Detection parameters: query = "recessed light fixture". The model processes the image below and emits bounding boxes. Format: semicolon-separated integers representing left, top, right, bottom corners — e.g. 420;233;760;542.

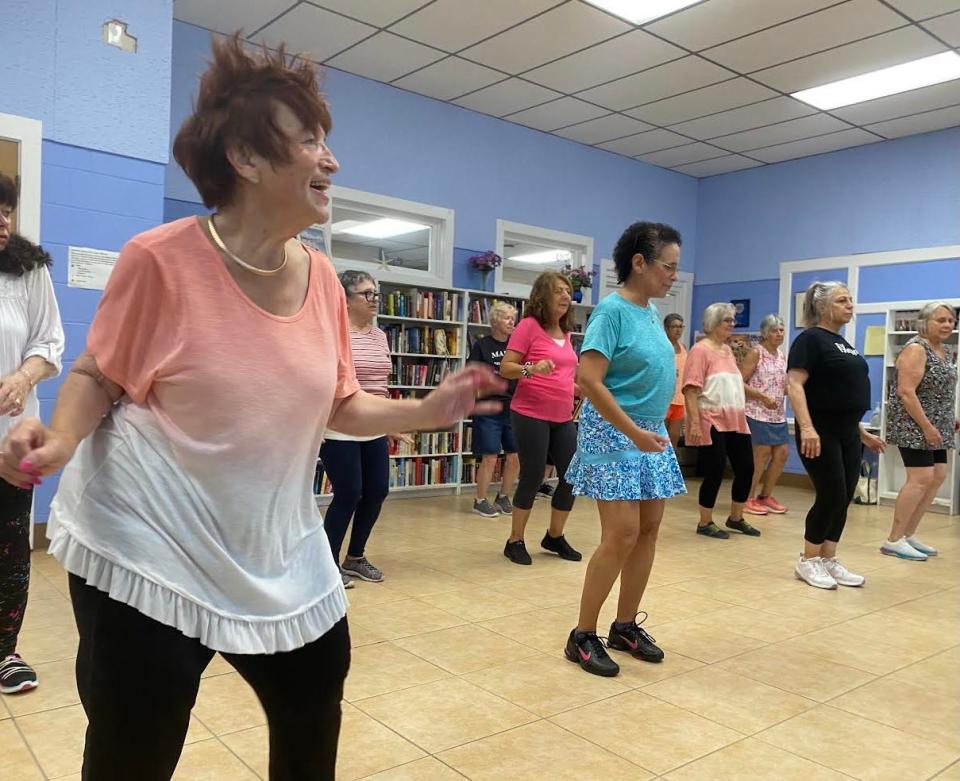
584;0;702;25
509;250;572;264
792;51;960;110
332;218;428;239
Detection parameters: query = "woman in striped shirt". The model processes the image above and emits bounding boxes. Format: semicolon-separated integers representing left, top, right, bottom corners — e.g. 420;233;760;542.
321;270;404;587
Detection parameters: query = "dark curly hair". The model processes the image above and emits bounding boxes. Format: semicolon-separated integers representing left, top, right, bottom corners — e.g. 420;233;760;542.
612;221;682;284
0;173;52;276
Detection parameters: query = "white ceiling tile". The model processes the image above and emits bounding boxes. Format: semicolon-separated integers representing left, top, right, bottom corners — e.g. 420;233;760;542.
645;0;839;52
174;0;294;35
461;2;630;73
552;113;653;144
453;78;561;116
326;32;443;81
832;80;960;124
389;0;560;52
598;129;690;156
749;128;880;162
577;56;733;111
752;26;947;93
669;97;815;139
884;0;960;21
673;155;764;177
703;0;906;74
254;4;375;61
866;104;960;137
504;97;608;130
711;113;853;152
626;78;778;126
923;9;960;45
308;0;430;27
639;143;729;167
523;30;684;92
391;56;504;99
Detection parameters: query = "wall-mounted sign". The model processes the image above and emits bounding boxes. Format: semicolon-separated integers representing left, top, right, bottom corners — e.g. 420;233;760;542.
68;246;119;290
731;298;750;328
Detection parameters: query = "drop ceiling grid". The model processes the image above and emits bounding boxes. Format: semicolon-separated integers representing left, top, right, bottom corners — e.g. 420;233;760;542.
172;0;960;175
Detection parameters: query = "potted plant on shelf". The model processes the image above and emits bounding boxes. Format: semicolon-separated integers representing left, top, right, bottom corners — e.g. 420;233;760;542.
469;250;502;292
564;264;595;303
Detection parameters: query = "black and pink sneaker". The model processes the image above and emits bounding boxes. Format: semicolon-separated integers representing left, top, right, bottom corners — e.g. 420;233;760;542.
607;613;664;663
0;654;38;695
564;629;620;677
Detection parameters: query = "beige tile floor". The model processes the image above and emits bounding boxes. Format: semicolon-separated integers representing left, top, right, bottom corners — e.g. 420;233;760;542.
3;481;959;780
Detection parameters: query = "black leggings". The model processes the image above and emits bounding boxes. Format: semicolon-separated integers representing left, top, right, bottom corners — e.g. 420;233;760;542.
511;411;577;512
319;437;390;562
797;413;862;545
698;428;754;509
70;574;350;781
0;481;31;657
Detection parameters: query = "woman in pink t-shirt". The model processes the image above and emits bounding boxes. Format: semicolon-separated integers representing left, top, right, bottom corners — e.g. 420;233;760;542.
0;36;503;780
682;303;760;540
500;271;582;566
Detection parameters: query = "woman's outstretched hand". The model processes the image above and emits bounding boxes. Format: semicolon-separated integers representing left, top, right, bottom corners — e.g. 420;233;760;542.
418;365;507;430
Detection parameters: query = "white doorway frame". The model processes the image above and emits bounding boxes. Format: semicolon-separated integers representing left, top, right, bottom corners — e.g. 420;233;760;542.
0;112;42;242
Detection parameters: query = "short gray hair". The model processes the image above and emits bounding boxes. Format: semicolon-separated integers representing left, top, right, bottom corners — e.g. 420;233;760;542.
702;302;736;333
489;300;517;325
801;281;847;328
338;269;376;295
663;313;684;329
916;301;956;336
759;313;785;337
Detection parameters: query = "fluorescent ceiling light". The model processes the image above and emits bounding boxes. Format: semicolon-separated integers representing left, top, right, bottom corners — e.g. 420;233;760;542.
332;218;428;239
509;250;571;264
584;0;702;25
792;51;960;110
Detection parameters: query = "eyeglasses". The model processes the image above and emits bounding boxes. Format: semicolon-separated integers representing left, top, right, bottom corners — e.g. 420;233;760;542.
721;317;736;324
353;290;380;302
653;260;680;274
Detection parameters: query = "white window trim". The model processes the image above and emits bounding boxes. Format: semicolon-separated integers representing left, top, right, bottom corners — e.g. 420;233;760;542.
0;112;42;243
495;219;594;298
778;244;960;342
317;185;454;288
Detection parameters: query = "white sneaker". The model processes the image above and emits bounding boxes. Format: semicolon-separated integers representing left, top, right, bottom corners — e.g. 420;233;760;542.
795;556;837;590
881;537;928;561
822;557;865;587
906;536;938;557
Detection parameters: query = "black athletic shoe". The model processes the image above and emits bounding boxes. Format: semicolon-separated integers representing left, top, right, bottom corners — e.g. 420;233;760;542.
541;532;582;561
504;539;532;565
726;517;761;536
607;612;665;663
536;483;554;499
0;654;38;695
696;521;730;539
564;629;620;677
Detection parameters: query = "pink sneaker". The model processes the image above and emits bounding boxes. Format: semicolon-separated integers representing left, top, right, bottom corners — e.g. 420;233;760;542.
759;495;787;514
743;498;768;516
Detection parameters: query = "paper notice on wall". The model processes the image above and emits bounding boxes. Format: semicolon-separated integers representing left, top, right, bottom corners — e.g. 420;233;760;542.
68;247;119;290
864;325;886;355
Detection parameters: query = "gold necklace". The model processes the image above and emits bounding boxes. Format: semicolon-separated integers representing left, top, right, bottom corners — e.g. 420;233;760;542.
208;216;288;277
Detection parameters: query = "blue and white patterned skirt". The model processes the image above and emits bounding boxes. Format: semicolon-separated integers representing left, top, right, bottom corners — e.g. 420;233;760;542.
568;401;687;501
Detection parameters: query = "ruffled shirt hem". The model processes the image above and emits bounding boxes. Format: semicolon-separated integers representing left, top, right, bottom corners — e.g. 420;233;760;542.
49;527;348;655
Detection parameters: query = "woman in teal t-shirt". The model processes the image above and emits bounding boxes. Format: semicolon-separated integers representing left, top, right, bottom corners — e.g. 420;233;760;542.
564;222;687;678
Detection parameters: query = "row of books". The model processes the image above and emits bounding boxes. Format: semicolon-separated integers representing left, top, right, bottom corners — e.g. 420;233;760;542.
391;358;453;387
461;454;507;484
380;290;463;321
468;296;524;325
389;431;461;456
391;455;458;487
382;324;460;355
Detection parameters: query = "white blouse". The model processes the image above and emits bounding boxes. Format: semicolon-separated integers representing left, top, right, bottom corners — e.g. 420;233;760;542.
0;265;65;441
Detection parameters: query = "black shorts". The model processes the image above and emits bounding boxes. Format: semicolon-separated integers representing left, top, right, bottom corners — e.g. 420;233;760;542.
899;447;947;467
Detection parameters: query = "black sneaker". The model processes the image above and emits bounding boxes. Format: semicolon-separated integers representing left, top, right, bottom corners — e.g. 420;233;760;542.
564;629;620;677
536;483;554;499
0;654;38;695
696;521;730;539
541;532;582;561
607;612;664;663
726;517;761;536
504;539;532;565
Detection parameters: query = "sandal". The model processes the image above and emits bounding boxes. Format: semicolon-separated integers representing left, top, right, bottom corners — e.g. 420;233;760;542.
696;522;729;539
726;517;761;536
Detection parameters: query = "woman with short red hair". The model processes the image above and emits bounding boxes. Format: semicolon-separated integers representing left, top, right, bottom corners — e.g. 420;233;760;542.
0;35;502;779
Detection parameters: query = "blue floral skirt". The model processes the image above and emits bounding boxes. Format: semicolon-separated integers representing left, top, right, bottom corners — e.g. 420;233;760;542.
568;401;687;501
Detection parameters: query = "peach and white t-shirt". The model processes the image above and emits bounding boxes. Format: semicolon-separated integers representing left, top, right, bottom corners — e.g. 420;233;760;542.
48;218;360;654
681;340;750;446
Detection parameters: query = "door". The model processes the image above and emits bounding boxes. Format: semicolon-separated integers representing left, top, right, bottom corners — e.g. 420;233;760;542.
0;112;41;243
651;270;694;346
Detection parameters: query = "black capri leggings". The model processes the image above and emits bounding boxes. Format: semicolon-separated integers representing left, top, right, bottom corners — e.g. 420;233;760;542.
511;410;577;512
797;412;862;545
698;427;754;509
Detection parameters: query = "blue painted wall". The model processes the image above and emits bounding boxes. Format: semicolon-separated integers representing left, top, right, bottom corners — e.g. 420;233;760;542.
166;21;700;286
691;278;779;333
2;0;173;163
